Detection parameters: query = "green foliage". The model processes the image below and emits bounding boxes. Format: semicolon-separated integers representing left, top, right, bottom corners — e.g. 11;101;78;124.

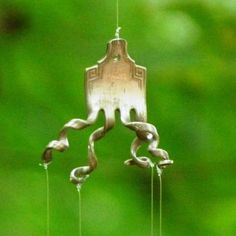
0;0;235;235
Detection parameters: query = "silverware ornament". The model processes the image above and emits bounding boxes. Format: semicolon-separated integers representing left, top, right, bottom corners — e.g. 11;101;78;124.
42;36;173;189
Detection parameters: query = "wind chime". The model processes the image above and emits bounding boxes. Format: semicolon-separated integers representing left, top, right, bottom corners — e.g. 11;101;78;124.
41;1;173;235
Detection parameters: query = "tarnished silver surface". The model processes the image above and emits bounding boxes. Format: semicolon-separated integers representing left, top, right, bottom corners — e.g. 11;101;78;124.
42;38;173;188
86;38;147;122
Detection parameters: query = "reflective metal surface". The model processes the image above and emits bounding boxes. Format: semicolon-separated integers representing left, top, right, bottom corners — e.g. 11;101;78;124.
42;38;173;188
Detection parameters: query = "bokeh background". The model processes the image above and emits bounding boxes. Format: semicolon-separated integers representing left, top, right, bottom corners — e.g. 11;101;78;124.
0;0;235;235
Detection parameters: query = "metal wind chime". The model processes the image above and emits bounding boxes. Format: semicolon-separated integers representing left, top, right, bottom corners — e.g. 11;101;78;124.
41;3;174;235
41;26;173;190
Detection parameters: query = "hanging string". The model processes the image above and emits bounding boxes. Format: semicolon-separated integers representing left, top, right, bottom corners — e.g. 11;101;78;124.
115;0;121;38
40;163;50;236
156;166;163;236
116;0;119;29
77;186;82;236
159;174;162;236
150;166;154;236
46;166;50;236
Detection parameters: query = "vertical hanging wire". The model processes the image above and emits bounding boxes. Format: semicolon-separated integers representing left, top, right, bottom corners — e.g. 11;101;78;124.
151;166;154;236
156;166;163;236
152;166;164;236
159;174;162;236
44;165;50;236
116;0;119;29
115;0;121;38
77;189;82;236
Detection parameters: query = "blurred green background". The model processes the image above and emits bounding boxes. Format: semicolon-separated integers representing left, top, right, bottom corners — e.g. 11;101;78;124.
0;0;235;235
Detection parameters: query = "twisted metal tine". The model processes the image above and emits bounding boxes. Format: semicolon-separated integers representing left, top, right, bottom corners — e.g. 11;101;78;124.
70;110;115;188
41;111;98;165
121;111;173;169
70;126;105;187
125;137;153;168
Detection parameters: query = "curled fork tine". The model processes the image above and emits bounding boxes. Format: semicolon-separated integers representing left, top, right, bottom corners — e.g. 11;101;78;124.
69;126;105;187
125;137;153;168
70;110;115;188
121;112;173;169
41;111;98;165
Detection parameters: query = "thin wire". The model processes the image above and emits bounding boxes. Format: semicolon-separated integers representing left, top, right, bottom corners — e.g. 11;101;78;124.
151;166;154;236
159;172;163;236
77;189;82;236
116;0;119;29
115;0;121;38
45;166;50;236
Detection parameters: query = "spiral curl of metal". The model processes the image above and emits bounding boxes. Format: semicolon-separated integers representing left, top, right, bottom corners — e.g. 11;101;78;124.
121;112;173;169
42;112;98;165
